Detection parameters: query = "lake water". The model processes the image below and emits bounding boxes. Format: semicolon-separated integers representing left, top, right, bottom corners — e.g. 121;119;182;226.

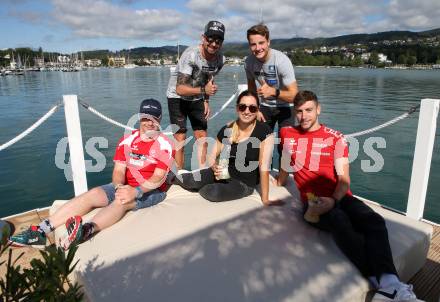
0;66;439;222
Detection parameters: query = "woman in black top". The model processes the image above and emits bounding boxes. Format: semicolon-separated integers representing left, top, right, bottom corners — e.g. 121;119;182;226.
174;90;276;205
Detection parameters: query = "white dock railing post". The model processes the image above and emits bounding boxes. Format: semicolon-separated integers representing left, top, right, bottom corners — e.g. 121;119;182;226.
63;95;88;196
407;98;439;220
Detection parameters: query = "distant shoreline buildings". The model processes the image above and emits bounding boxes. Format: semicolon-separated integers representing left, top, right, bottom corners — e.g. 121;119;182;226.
1;28;439;73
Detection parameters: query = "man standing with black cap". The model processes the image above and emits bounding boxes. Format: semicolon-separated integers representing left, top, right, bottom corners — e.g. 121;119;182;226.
9;99;175;250
167;20;225;170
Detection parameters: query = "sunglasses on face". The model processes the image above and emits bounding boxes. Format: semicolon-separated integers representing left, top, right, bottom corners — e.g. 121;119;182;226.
237;103;258;113
205;36;223;45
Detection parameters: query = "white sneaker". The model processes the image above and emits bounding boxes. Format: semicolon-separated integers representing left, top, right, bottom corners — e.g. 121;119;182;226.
371;282;424;302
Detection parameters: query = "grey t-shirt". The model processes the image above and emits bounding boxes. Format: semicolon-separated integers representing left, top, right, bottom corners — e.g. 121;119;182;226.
245;49;296;107
167;45;225;101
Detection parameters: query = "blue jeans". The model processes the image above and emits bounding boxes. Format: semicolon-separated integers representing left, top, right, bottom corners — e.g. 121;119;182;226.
100;183;166;211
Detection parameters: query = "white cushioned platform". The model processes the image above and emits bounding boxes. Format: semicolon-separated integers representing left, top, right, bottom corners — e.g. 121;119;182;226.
51;176;432;302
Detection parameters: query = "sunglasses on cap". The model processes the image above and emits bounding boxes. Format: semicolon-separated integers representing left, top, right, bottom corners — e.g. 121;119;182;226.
205;36;223;45
237;103;258;113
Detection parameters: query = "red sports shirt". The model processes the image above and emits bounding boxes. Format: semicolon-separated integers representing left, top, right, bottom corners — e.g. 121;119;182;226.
279;124;352;203
113;130;175;191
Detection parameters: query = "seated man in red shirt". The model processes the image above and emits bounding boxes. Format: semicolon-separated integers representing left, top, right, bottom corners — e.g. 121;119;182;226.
10;99;174;250
275;90;421;302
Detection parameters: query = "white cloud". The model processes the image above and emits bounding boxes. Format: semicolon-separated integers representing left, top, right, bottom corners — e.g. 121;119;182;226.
184;0;437;43
186;0;227;14
51;0;183;41
386;0;440;30
5;0;438;51
179;0;381;43
221;0;383;39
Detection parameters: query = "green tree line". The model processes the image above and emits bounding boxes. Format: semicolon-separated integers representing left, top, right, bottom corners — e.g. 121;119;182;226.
2;43;439;68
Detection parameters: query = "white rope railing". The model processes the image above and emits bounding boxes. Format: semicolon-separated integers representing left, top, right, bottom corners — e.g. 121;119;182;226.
0;103;61;152
0;93;420;153
78;95;420;139
78;100;136;131
346;104;420;138
209;87;241;120
78;87;244;134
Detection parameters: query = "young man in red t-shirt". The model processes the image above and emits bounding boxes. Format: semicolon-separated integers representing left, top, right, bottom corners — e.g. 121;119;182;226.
10;99;175;250
275;91;421;302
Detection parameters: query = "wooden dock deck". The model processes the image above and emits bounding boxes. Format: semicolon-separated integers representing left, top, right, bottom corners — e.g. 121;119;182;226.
1;209;440;301
0;208;54;277
410;222;440;302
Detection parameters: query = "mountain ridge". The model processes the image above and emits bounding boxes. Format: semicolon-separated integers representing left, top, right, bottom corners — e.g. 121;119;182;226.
73;28;439;59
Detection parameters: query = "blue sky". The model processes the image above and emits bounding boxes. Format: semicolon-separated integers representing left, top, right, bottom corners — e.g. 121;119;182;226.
1;0;438;53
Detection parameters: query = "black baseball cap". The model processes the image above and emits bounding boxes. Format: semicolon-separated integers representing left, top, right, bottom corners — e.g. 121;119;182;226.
204;21;225;40
139;98;162;121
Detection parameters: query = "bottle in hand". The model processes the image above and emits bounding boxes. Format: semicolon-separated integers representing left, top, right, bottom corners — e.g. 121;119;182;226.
304;192;320;223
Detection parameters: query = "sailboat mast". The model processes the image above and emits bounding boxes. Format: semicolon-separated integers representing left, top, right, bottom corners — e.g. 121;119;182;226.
177;41;180;62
